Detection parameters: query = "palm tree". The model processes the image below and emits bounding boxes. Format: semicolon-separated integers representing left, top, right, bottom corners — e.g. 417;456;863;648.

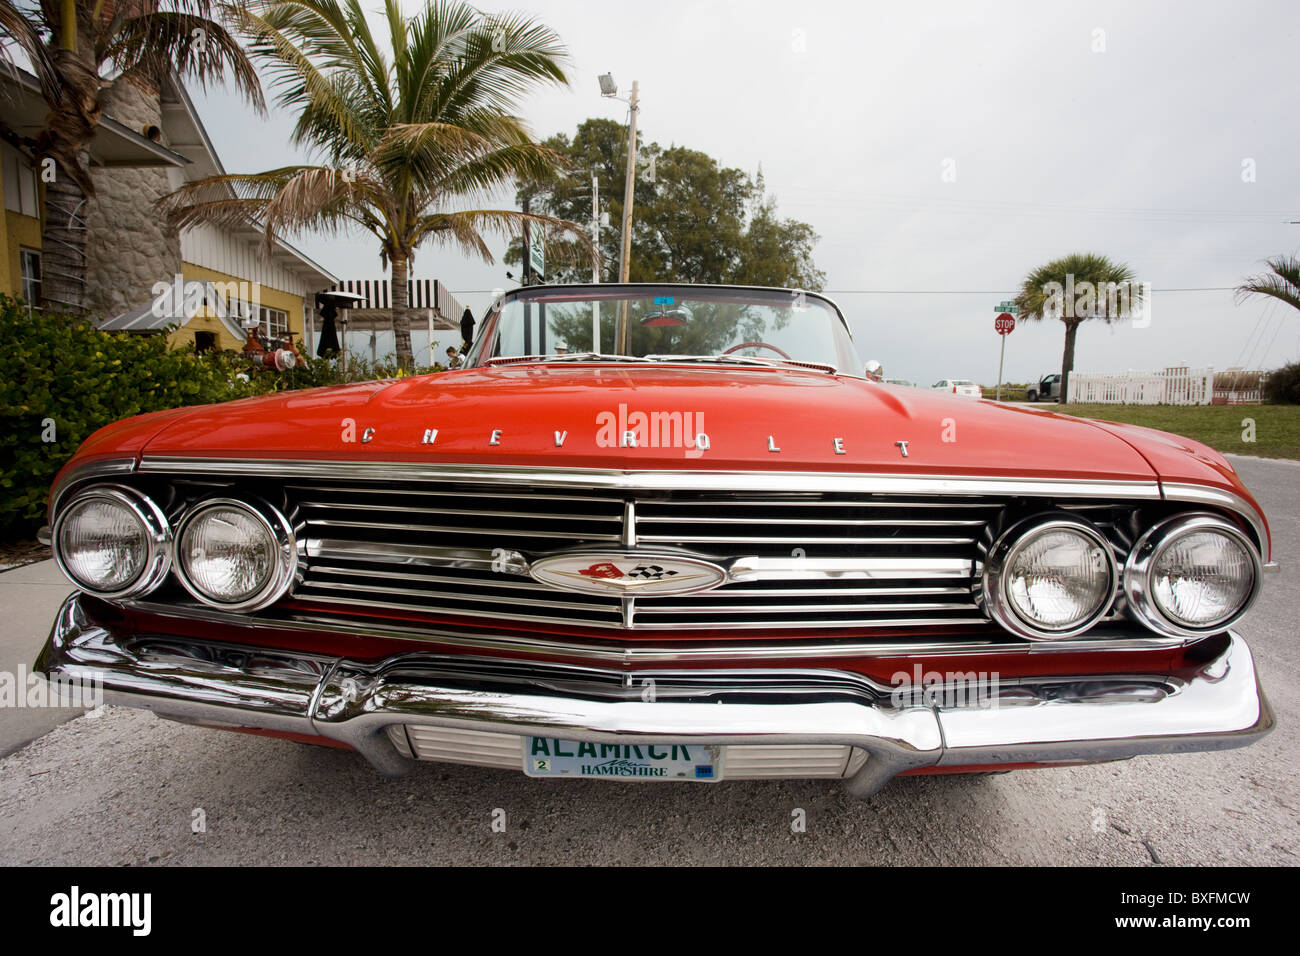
161;0;591;367
0;0;263;312
1235;255;1300;313
1013;252;1143;402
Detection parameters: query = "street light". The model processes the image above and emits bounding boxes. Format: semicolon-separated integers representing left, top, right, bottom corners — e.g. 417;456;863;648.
600;71;639;352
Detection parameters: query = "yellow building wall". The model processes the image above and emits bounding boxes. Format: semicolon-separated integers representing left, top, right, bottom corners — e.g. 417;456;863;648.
169;262;306;351
2;211;43;300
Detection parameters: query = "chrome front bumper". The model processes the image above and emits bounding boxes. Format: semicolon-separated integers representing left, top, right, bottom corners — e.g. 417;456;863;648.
36;594;1275;797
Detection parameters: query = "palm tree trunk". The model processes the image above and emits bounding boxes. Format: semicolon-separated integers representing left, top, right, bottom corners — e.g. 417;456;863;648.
1060;320;1080;403
39;153;91;313
38;40;101;314
391;254;413;368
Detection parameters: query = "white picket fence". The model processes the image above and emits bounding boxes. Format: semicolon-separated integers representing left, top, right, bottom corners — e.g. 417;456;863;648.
1067;366;1216;405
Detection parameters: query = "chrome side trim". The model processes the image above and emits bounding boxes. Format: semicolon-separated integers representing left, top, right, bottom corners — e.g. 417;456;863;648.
49;456;138;520
138;457;1166;500
729;556;972;581
304;538;530;575
1160;482;1270;562
123;598;1188;661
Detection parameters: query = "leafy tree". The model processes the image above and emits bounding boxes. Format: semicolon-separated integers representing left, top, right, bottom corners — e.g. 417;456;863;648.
508;119;824;290
0;0;263;312
1013;252;1142;402
162;0;590;367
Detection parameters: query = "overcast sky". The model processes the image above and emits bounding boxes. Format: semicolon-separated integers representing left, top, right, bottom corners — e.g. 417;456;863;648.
190;0;1300;385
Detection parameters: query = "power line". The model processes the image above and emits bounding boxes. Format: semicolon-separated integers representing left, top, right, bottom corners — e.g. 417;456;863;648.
447;286;1241;296
821;287;1237;294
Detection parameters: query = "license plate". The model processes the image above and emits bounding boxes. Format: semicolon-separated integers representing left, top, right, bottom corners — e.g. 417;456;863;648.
523;737;721;781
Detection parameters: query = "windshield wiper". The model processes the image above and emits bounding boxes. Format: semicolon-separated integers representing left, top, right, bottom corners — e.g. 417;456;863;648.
484;352;655;366
539;352;658;363
644;354;838;374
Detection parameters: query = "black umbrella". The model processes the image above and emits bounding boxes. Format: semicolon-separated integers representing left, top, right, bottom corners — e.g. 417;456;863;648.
460;307;475;350
316;301;340;356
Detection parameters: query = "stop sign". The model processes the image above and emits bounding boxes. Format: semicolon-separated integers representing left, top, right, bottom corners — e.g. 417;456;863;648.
995;312;1015;335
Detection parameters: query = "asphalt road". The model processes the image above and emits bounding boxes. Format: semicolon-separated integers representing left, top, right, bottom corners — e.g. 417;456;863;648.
0;455;1295;866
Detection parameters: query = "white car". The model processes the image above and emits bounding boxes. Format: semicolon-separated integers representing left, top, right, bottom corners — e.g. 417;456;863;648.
932;379;982;398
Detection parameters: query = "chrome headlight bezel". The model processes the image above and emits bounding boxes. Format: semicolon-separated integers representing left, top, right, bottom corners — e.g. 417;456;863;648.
173;497;297;612
983;515;1119;641
1124;512;1260;638
51;484;172;600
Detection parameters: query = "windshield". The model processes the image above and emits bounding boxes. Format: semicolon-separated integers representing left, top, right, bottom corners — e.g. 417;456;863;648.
470;285;860;372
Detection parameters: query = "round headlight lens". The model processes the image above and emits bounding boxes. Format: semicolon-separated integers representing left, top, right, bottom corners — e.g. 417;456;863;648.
1150;529;1254;628
176;499;295;609
1006;528;1113;630
53;487;170;599
57;496;149;592
984;517;1117;640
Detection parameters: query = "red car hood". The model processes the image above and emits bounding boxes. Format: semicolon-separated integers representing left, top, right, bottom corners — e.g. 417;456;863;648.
125;364;1169;481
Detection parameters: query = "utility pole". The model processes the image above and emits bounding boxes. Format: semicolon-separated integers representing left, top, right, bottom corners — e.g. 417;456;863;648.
616;81;639;354
591;172;601;352
618;81;639;285
522;194;532;354
591;172;601;282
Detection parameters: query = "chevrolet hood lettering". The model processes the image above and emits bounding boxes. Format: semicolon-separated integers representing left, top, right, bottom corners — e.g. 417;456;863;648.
531;552;728;596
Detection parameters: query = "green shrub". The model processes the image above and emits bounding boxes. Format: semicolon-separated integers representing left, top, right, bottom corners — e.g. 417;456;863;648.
0;298;252;536
0;294;449;538
1264;362;1300;405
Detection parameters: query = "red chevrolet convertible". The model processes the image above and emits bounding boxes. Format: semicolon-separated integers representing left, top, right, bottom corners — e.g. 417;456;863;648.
37;284;1275;795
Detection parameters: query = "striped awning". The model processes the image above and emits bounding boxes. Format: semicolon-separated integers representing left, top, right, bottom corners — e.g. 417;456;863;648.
327;279;464;317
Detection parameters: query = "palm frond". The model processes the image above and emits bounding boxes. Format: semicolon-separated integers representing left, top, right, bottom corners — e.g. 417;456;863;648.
1235;255;1300;312
101;10;265;111
0;1;61;103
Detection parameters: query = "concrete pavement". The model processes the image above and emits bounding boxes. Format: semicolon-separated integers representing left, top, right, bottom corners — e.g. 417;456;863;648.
0;560;78;758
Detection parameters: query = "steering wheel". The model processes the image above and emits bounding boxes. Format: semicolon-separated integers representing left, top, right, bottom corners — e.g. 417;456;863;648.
722;341;793;360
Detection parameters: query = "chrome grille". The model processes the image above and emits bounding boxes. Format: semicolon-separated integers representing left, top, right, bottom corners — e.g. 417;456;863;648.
286;482;1003;632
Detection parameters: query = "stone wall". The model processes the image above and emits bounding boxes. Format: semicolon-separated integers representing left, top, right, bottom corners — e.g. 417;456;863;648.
83;76;181;320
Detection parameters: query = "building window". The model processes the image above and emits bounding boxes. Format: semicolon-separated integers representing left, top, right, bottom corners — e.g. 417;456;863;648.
261;306;288;339
2;145;40;217
194;331;216;353
19;248;40;304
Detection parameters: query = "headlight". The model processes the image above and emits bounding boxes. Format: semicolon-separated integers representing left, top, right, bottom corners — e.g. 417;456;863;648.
1125;513;1259;637
52;486;171;599
174;498;296;611
983;516;1117;640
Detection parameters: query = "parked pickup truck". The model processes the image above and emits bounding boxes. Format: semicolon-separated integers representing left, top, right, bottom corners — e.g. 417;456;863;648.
1026;373;1062;402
